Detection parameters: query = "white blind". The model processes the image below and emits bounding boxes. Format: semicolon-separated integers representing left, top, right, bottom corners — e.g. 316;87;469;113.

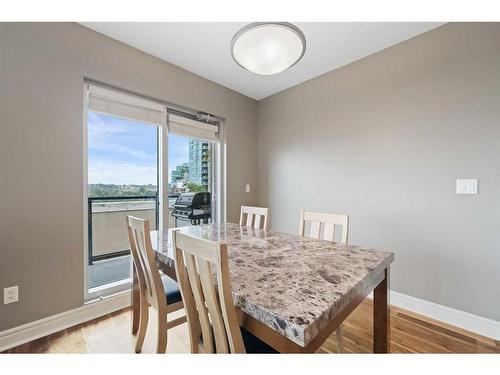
168;114;219;141
87;84;165;125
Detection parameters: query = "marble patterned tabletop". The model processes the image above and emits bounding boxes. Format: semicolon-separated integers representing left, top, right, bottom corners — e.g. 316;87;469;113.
151;223;394;347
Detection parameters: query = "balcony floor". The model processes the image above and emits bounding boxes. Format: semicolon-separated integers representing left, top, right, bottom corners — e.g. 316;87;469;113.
88;255;131;289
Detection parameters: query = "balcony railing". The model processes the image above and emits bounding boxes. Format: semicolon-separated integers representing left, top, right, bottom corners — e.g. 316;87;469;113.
88;195;159;265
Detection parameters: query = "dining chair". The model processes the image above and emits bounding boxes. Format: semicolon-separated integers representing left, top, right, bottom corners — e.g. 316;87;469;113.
127;216;186;353
239;205;269;230
172;229;278;353
299;210;349;353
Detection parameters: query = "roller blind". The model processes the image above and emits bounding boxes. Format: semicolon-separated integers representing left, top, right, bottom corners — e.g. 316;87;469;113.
87;84;165;125
168;114;219;141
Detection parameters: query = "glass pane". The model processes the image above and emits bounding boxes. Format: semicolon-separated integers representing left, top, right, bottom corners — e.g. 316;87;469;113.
168;134;213;227
87;111;159;290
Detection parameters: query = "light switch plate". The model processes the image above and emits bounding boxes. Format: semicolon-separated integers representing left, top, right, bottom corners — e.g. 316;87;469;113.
245;184;251;193
456;179;478;195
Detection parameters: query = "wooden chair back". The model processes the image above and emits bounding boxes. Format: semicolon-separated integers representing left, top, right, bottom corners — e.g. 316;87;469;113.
172;230;245;354
239;206;269;230
127;216;166;311
299;210;349;244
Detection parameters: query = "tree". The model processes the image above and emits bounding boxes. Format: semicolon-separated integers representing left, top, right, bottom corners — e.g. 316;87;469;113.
183;180;206;193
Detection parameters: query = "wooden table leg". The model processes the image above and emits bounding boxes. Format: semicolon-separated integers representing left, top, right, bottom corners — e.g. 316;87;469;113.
373;266;390;353
131;263;140;334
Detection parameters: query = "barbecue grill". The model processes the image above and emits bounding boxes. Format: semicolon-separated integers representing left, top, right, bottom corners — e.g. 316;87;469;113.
171;192;211;226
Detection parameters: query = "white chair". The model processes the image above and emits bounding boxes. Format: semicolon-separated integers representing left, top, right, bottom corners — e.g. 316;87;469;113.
127;216;186;353
299;210;349;353
239;205;269;230
299;210;349;243
172;230;277;353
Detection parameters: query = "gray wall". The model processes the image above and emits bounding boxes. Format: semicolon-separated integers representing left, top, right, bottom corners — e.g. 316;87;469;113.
1;22;499;332
0;23;257;330
257;23;500;321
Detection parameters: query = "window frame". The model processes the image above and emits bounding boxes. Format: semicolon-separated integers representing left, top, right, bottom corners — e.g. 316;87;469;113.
82;81;226;302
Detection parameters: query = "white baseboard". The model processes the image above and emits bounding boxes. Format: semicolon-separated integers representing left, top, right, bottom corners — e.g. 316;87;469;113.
2;288;499;352
368;290;500;341
0;291;131;352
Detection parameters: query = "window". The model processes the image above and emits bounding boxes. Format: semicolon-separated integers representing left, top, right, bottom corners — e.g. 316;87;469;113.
85;84;165;299
84;83;225;300
167;134;214;227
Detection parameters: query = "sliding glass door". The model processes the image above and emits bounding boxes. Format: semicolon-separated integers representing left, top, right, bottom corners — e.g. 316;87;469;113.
168;134;214;227
87;112;160;293
167;113;219;227
84;83;223;300
85;84;166;299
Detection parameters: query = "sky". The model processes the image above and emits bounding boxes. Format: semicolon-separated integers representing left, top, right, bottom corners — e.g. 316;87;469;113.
87;112;189;185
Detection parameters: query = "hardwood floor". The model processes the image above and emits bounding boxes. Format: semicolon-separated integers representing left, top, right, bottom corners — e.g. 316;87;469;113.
4;299;500;354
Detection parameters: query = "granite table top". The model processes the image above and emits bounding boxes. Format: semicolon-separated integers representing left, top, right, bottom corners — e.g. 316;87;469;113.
151;222;394;347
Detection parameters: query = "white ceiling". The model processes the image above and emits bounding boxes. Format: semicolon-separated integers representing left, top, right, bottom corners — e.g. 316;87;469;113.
81;22;443;100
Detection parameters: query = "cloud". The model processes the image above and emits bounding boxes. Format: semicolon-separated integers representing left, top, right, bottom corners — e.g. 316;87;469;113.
89;161;157;185
88;112;156;160
90;141;153;159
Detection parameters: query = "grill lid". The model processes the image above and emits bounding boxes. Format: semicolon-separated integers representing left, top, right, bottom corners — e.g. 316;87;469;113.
173;192;211;209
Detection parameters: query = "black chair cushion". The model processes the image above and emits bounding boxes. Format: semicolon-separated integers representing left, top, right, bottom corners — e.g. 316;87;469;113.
159;275;275;353
161;275;182;304
240;328;279;353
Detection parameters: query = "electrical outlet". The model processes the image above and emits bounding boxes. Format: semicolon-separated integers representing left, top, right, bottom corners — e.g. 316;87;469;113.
3;286;19;304
245;184;251;193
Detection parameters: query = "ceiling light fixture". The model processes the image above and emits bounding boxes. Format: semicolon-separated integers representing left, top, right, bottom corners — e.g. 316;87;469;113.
231;22;306;76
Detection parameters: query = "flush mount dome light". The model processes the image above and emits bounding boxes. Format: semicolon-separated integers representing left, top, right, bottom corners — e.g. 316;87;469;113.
231;22;306;75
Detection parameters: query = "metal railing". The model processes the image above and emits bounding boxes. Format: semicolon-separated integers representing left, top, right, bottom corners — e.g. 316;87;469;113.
88;195;158;265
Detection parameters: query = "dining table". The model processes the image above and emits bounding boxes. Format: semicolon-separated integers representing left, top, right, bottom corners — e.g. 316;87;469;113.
130;222;394;353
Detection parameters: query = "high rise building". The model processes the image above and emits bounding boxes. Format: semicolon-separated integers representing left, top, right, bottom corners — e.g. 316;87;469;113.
188;139;212;191
170;162;189;182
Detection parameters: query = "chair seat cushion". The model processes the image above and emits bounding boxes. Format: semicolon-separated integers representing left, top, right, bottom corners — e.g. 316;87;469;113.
161;275;182;304
240;328;279;353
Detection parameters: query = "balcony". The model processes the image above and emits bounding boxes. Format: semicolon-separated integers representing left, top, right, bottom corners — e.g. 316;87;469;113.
87;195;176;290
